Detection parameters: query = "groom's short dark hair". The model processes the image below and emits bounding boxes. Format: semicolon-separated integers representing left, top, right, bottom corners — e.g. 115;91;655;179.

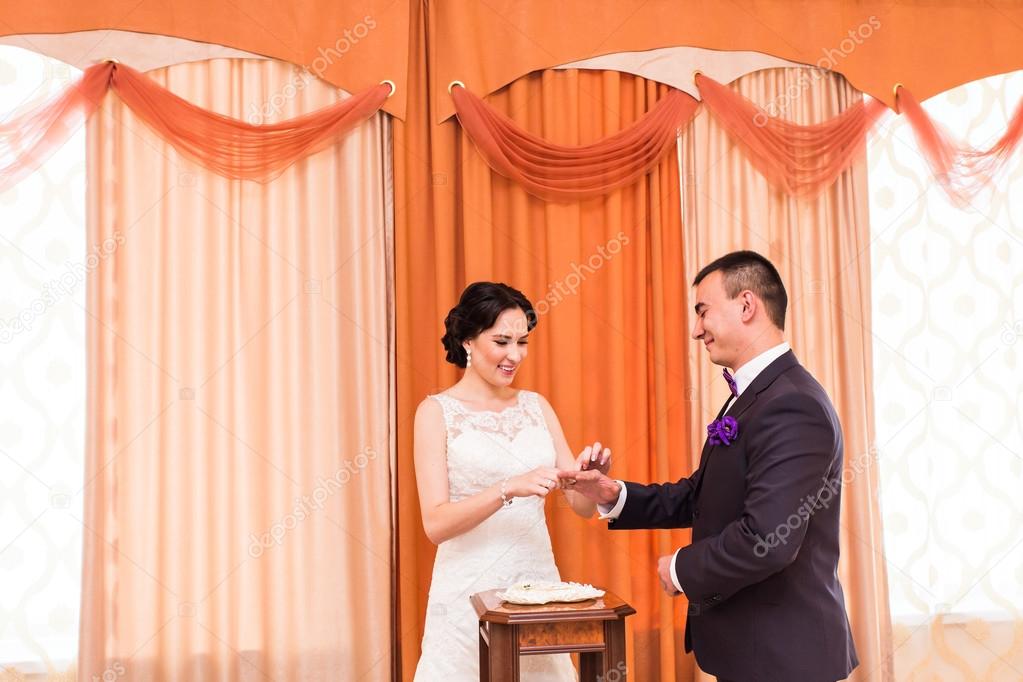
693;250;788;331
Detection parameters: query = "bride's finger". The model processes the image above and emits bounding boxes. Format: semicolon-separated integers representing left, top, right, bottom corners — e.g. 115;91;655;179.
576;446;592;470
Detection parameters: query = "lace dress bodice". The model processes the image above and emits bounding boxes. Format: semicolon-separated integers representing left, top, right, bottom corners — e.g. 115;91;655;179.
434;390;558;502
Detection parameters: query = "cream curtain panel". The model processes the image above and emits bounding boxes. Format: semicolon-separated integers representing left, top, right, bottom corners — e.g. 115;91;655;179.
679;67;895;682
79;58;394;680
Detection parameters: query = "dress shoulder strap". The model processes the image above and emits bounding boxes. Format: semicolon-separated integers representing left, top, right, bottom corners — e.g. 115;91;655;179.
517;390;548;426
428;393;461;433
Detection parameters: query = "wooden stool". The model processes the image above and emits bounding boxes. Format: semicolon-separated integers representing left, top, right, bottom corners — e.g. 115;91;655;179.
471;588;636;681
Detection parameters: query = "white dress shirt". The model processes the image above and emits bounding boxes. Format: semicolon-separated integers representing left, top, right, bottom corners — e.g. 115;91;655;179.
598;341;791;593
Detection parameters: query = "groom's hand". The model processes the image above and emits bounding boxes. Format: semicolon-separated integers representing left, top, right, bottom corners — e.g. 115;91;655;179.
657;554;681;597
556;469;621;505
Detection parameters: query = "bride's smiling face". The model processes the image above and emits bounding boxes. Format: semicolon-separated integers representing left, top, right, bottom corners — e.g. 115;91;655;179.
464;307;530;386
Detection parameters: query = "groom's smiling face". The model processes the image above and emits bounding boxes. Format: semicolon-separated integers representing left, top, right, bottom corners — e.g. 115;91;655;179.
691;270;744;369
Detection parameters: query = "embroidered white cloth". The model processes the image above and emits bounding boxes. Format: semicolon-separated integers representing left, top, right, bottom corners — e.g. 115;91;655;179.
498;581;605;605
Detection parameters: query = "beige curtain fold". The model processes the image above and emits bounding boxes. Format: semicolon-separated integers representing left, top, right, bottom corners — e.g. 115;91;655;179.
679;67;894;681
79;58;394;680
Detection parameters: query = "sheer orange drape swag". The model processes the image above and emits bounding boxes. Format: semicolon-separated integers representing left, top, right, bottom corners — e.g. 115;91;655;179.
693;73;889;196
450;83;698;199
895;84;1023;201
7;60;1023;204
451;73;1023;202
79;59;394;680
396;66;697;679
0;61;391;191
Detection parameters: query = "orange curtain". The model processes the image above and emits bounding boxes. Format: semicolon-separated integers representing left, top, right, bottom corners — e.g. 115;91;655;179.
679;67;894;681
79;58;395;680
396;40;697;682
0;62;390;192
428;1;1023;119
8;0;1023;120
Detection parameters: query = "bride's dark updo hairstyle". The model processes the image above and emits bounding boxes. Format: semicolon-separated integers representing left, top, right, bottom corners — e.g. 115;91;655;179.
441;282;537;368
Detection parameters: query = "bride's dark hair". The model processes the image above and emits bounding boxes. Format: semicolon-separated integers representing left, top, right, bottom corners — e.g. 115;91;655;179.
442;282;537;368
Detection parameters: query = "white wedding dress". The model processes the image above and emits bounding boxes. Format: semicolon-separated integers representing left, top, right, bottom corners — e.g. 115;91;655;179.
413;390;577;681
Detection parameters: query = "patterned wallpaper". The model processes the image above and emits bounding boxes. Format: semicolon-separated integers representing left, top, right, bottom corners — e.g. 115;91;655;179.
0;46;84;677
868;70;1023;680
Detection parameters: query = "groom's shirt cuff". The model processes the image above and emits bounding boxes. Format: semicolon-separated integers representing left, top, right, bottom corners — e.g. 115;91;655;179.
597;480;628;520
669;548;685;594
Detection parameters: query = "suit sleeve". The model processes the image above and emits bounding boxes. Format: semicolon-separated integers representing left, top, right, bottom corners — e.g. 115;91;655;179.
608;476;697;530
673;393;839;605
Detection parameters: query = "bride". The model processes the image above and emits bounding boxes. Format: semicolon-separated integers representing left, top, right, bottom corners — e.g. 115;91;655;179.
413;282;611;681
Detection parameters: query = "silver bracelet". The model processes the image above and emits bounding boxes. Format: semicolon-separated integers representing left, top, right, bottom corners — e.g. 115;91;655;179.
499;478;513;507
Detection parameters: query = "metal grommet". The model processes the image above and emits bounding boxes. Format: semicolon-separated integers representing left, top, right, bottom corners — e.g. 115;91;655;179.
892;82;904;114
379;79;396;97
448;80;465;94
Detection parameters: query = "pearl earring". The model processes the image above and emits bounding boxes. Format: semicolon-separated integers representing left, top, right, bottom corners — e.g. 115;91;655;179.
465;348;472;368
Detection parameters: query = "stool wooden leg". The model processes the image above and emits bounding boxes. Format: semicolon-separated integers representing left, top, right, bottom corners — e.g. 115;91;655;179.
479;622;490;682
486;623;519;681
605;619;627;680
579;651;602;681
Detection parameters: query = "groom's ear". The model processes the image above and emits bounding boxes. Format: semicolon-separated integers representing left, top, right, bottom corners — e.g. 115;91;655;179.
739;291;757;321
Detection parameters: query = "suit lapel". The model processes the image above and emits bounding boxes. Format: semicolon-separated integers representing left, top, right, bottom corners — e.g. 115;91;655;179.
689;396;732;492
726;350;800;422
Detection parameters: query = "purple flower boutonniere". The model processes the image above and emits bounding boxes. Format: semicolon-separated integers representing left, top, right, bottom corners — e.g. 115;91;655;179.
707;415;739;447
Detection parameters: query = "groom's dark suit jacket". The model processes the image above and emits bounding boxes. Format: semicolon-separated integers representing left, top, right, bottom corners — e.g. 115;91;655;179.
611;351;858;682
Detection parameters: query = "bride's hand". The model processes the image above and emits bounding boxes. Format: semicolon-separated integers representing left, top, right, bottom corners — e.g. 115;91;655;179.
505;467;561;499
574;441;611;476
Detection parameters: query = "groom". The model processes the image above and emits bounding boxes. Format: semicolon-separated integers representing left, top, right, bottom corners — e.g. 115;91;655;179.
564;251;858;682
